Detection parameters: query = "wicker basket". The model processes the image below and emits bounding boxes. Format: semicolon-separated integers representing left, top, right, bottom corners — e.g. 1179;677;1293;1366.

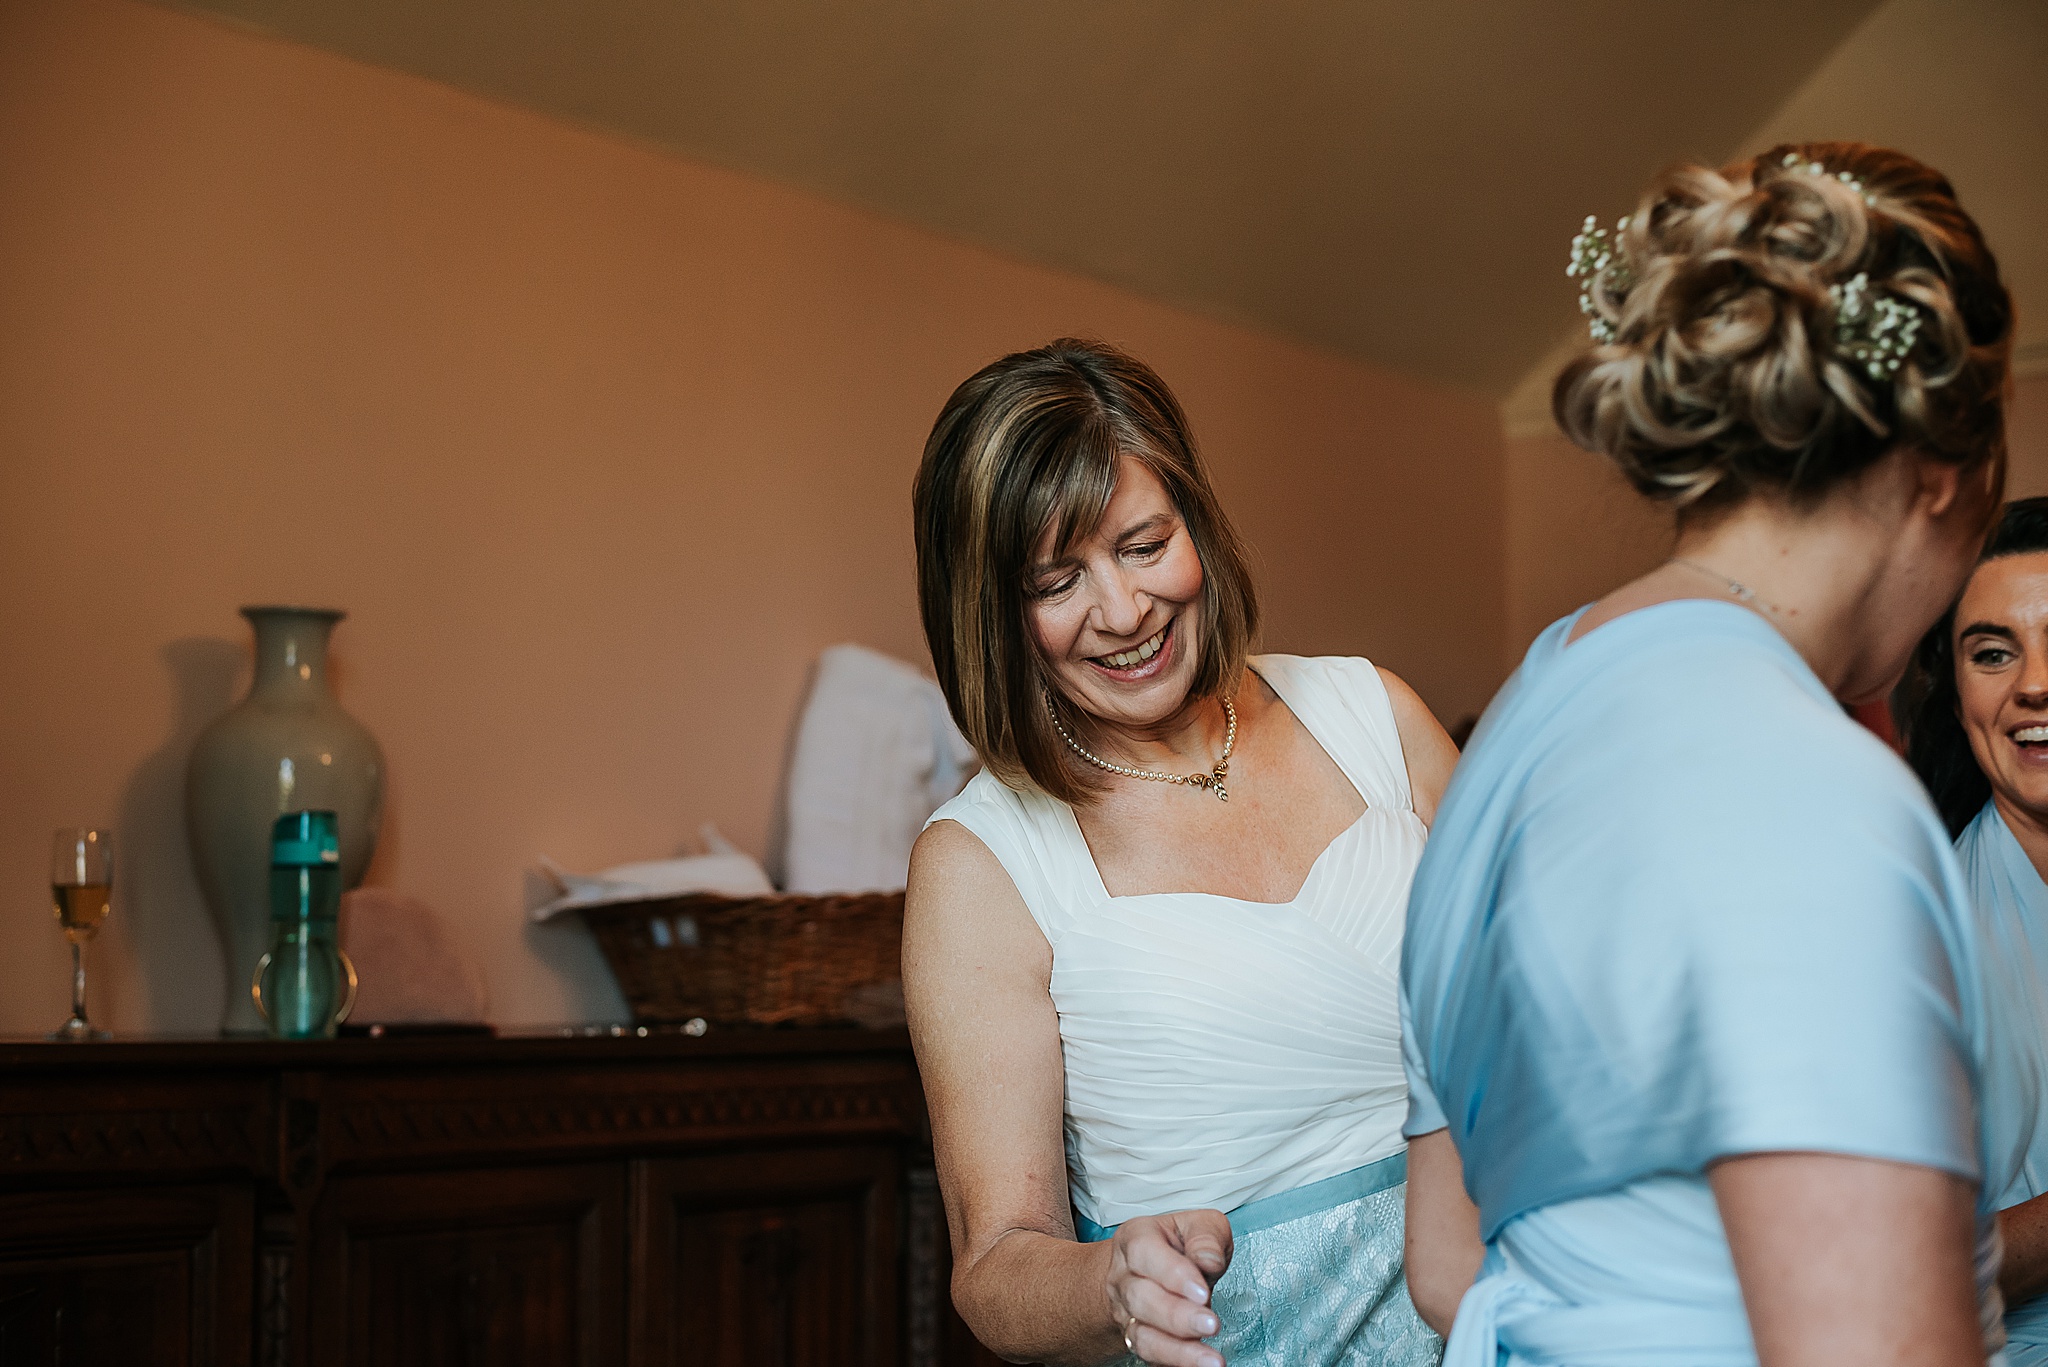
580;890;905;1028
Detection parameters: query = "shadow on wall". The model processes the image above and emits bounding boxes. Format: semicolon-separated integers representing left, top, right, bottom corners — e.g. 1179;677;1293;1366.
114;637;239;1032
524;909;633;1026
759;653;822;892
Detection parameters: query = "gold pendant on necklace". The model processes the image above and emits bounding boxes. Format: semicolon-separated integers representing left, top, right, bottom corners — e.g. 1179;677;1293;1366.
1188;763;1230;802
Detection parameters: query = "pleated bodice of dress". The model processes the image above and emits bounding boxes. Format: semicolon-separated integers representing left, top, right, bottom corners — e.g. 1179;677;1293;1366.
928;654;1422;1229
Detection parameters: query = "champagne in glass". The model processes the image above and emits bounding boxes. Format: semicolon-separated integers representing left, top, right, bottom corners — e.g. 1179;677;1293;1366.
54;883;111;942
49;828;112;1040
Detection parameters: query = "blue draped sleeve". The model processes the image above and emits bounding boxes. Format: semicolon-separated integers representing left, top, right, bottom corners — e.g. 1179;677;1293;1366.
1402;603;1989;1241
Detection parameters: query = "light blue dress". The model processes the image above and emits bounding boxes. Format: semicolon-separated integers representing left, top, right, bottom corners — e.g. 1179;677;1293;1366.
1959;802;2048;1364
1401;602;2017;1365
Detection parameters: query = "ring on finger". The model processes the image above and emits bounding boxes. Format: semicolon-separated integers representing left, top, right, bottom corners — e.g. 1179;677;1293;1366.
1124;1313;1142;1358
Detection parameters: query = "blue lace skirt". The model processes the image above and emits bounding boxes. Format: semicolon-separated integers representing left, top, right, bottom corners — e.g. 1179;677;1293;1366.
1089;1156;1442;1367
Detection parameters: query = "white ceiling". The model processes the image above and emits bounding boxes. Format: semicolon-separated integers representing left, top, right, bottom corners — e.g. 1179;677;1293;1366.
162;0;2042;397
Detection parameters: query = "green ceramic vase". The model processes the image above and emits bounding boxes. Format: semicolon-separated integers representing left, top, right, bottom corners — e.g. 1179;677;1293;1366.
186;607;384;1035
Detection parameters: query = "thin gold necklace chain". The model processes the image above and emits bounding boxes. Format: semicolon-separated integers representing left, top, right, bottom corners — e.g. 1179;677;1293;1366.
1670;557;1781;615
1049;695;1238;802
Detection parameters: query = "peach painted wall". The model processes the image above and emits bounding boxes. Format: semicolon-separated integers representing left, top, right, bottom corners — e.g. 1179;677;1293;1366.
1504;372;2048;657
1502;432;1671;661
0;0;1505;1033
2012;373;2048;500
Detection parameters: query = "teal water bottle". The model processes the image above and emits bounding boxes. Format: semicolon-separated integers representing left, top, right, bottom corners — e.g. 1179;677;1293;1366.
252;810;357;1040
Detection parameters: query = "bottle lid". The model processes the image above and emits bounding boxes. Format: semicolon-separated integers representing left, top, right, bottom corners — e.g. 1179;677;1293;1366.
271;810;341;867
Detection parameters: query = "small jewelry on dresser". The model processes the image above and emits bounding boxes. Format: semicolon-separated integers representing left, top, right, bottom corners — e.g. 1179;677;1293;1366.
1049;693;1237;801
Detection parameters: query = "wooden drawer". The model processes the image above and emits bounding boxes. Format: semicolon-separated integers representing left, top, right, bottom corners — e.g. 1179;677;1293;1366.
306;1163;626;1367
0;1182;252;1365
632;1146;899;1367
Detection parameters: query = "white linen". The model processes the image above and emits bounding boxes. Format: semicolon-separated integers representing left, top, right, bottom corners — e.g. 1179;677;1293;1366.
927;654;1422;1226
527;824;774;922
780;643;976;894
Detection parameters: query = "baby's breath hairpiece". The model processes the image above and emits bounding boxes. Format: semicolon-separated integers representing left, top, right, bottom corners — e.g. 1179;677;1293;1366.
1780;151;1873;205
1772;153;1919;381
1566;154;1920;380
1830;272;1922;381
1567;214;1633;344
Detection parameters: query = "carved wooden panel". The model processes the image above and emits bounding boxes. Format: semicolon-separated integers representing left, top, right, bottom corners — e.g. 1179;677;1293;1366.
631;1147;898;1367
0;1184;252;1366
306;1164;625;1367
0;1073;266;1181
319;1064;916;1170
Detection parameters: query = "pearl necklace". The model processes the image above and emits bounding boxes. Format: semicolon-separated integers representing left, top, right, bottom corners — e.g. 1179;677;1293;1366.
1049;696;1237;802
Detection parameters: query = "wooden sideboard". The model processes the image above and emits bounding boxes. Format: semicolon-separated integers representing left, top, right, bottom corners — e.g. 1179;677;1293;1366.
0;1029;994;1367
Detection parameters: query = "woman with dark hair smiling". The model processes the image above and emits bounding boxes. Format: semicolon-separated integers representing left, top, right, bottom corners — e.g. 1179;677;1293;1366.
1901;496;2048;1364
903;339;1455;1367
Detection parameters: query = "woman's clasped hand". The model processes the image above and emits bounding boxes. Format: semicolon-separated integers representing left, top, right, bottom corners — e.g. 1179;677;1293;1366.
1105;1211;1232;1367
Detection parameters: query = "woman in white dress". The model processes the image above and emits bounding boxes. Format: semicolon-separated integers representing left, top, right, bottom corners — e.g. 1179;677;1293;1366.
904;338;1456;1367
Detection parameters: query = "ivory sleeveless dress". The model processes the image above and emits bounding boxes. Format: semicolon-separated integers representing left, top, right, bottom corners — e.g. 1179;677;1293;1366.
927;654;1441;1366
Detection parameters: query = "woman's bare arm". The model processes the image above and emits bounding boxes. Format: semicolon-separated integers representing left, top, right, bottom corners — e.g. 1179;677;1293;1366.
1378;667;1460;827
2000;1192;2048;1308
1403;1128;1484;1337
1712;1152;1981;1367
906;820;1230;1367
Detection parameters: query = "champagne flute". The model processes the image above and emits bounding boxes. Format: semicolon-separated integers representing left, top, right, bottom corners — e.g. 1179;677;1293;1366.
49;828;112;1041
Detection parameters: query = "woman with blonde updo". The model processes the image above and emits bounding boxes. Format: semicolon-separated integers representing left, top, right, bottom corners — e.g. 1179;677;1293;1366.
1399;143;2022;1365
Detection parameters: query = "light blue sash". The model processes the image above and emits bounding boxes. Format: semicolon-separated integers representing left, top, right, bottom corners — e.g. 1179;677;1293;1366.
1073;1150;1407;1244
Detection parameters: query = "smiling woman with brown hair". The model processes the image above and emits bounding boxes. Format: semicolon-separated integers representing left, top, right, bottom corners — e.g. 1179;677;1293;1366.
904;338;1456;1367
1901;496;2048;1365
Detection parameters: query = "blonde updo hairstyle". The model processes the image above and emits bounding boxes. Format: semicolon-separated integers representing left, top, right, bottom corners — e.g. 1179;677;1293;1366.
1556;142;2013;512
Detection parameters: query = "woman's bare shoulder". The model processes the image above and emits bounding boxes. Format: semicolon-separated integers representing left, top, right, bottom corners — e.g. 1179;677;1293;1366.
905;818;1050;976
1374;666;1459;826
